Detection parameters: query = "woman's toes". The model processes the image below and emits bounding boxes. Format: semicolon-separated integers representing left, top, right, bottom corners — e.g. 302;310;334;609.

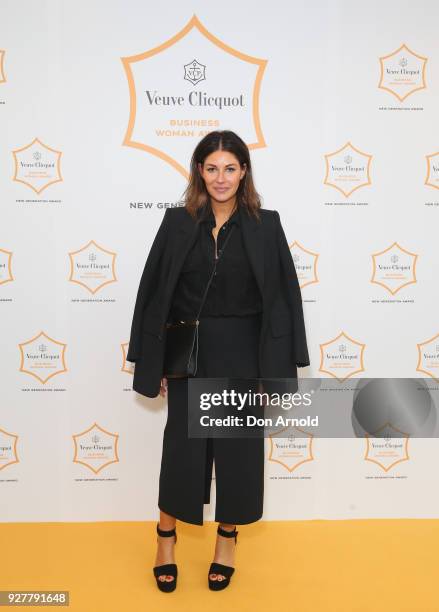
158;575;174;582
210;573;225;581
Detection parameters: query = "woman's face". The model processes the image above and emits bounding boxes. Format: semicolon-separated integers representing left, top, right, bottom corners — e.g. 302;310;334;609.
198;150;246;205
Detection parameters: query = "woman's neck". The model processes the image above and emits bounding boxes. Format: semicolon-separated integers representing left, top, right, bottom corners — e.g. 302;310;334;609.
210;196;237;222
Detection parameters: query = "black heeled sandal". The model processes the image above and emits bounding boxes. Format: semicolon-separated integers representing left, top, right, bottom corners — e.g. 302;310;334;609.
153;523;178;593
208;524;239;591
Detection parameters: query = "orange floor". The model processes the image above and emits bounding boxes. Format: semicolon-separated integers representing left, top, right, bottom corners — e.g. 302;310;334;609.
1;519;438;612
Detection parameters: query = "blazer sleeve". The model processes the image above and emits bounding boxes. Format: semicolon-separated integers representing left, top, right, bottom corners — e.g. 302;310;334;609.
126;209;171;362
274;210;310;368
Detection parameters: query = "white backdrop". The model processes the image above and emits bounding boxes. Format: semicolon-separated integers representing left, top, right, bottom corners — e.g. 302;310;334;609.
1;0;439;522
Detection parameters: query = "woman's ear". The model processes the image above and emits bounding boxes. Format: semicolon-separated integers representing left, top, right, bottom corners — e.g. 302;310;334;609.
240;163;247;180
197;162;203;176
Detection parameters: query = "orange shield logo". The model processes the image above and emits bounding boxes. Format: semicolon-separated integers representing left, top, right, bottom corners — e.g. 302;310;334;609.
121;15;267;177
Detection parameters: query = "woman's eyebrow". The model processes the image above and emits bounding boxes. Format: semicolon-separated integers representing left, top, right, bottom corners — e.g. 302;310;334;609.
206;163;238;167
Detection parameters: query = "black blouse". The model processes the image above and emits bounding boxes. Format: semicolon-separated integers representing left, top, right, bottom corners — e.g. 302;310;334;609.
169;202;263;320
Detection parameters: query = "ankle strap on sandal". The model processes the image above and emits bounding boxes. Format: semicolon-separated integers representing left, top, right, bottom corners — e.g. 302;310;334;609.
156;523;177;538
217;525;238;539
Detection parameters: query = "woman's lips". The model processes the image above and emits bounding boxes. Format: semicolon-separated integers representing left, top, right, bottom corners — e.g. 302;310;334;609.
214;187;229;192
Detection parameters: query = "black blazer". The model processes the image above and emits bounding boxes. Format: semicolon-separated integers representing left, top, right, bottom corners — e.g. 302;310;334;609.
127;205;310;397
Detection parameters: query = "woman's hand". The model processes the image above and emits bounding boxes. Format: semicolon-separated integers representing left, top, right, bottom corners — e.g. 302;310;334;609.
159;377;168;398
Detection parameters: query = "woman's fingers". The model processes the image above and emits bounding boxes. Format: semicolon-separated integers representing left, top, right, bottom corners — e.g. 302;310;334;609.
159;377;168;397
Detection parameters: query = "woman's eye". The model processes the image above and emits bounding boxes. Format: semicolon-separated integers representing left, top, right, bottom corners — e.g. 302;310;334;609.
205;167;236;173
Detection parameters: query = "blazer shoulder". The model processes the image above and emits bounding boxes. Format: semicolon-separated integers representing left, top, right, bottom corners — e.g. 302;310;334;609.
166;205;187;215
165;205;194;223
259;208;280;229
259;208;279;220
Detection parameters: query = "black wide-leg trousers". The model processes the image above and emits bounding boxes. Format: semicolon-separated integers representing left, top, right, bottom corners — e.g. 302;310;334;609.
158;313;264;525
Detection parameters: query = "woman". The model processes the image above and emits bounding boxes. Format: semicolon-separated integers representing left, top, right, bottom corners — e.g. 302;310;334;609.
126;130;310;592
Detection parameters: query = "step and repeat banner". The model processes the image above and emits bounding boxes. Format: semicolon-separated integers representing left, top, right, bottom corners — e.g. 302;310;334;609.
1;0;439;521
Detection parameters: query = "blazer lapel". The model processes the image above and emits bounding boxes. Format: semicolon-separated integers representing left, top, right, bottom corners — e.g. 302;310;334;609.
239;205;264;298
163;209;200;311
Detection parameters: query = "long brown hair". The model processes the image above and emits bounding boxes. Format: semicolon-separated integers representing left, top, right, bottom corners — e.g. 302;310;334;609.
182;130;262;221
